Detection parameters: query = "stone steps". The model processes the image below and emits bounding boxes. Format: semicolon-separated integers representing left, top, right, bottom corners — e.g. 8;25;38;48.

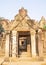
1;61;46;65
0;57;45;65
20;52;31;57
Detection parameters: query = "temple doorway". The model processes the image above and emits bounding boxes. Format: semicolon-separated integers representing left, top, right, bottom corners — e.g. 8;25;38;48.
18;31;31;57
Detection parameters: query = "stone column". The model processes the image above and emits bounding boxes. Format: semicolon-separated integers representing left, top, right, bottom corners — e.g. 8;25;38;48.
31;31;36;57
44;32;46;48
5;32;10;57
16;31;18;57
43;32;46;57
9;31;12;57
12;31;18;57
38;30;43;57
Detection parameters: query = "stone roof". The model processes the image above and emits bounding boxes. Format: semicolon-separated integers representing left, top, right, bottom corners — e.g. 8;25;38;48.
0;8;46;32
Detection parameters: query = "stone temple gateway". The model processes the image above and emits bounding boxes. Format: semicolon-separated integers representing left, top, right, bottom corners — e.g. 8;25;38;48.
0;8;46;59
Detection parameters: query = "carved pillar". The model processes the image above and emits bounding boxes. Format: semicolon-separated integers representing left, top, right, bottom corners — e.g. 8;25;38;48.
5;32;10;57
43;31;46;56
16;31;18;57
44;32;46;48
38;30;43;57
12;31;18;57
31;31;36;57
9;31;12;57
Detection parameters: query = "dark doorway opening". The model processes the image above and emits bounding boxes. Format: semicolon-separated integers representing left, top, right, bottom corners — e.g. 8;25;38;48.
18;31;31;57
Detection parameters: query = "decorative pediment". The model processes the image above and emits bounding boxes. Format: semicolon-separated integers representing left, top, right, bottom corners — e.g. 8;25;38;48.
39;16;46;28
19;7;27;18
0;19;9;31
9;8;38;31
12;20;30;31
14;8;27;21
11;18;37;31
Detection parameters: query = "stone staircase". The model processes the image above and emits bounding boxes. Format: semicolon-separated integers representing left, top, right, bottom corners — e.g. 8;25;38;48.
1;62;46;65
0;51;45;65
0;56;45;65
20;52;31;58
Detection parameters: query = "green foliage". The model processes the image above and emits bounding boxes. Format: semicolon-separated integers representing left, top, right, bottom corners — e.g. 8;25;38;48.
43;25;46;30
0;17;4;21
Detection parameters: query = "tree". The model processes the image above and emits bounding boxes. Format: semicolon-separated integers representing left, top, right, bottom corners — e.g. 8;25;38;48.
43;25;46;30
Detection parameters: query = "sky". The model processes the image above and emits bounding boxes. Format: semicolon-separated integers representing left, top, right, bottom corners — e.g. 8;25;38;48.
0;0;46;21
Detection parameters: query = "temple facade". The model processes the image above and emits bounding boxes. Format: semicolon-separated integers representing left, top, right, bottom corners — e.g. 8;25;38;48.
0;8;46;58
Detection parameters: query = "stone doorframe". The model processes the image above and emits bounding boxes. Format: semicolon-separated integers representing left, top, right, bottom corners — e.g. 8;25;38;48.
30;30;37;57
5;30;37;57
16;30;37;57
18;31;31;57
5;31;13;57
